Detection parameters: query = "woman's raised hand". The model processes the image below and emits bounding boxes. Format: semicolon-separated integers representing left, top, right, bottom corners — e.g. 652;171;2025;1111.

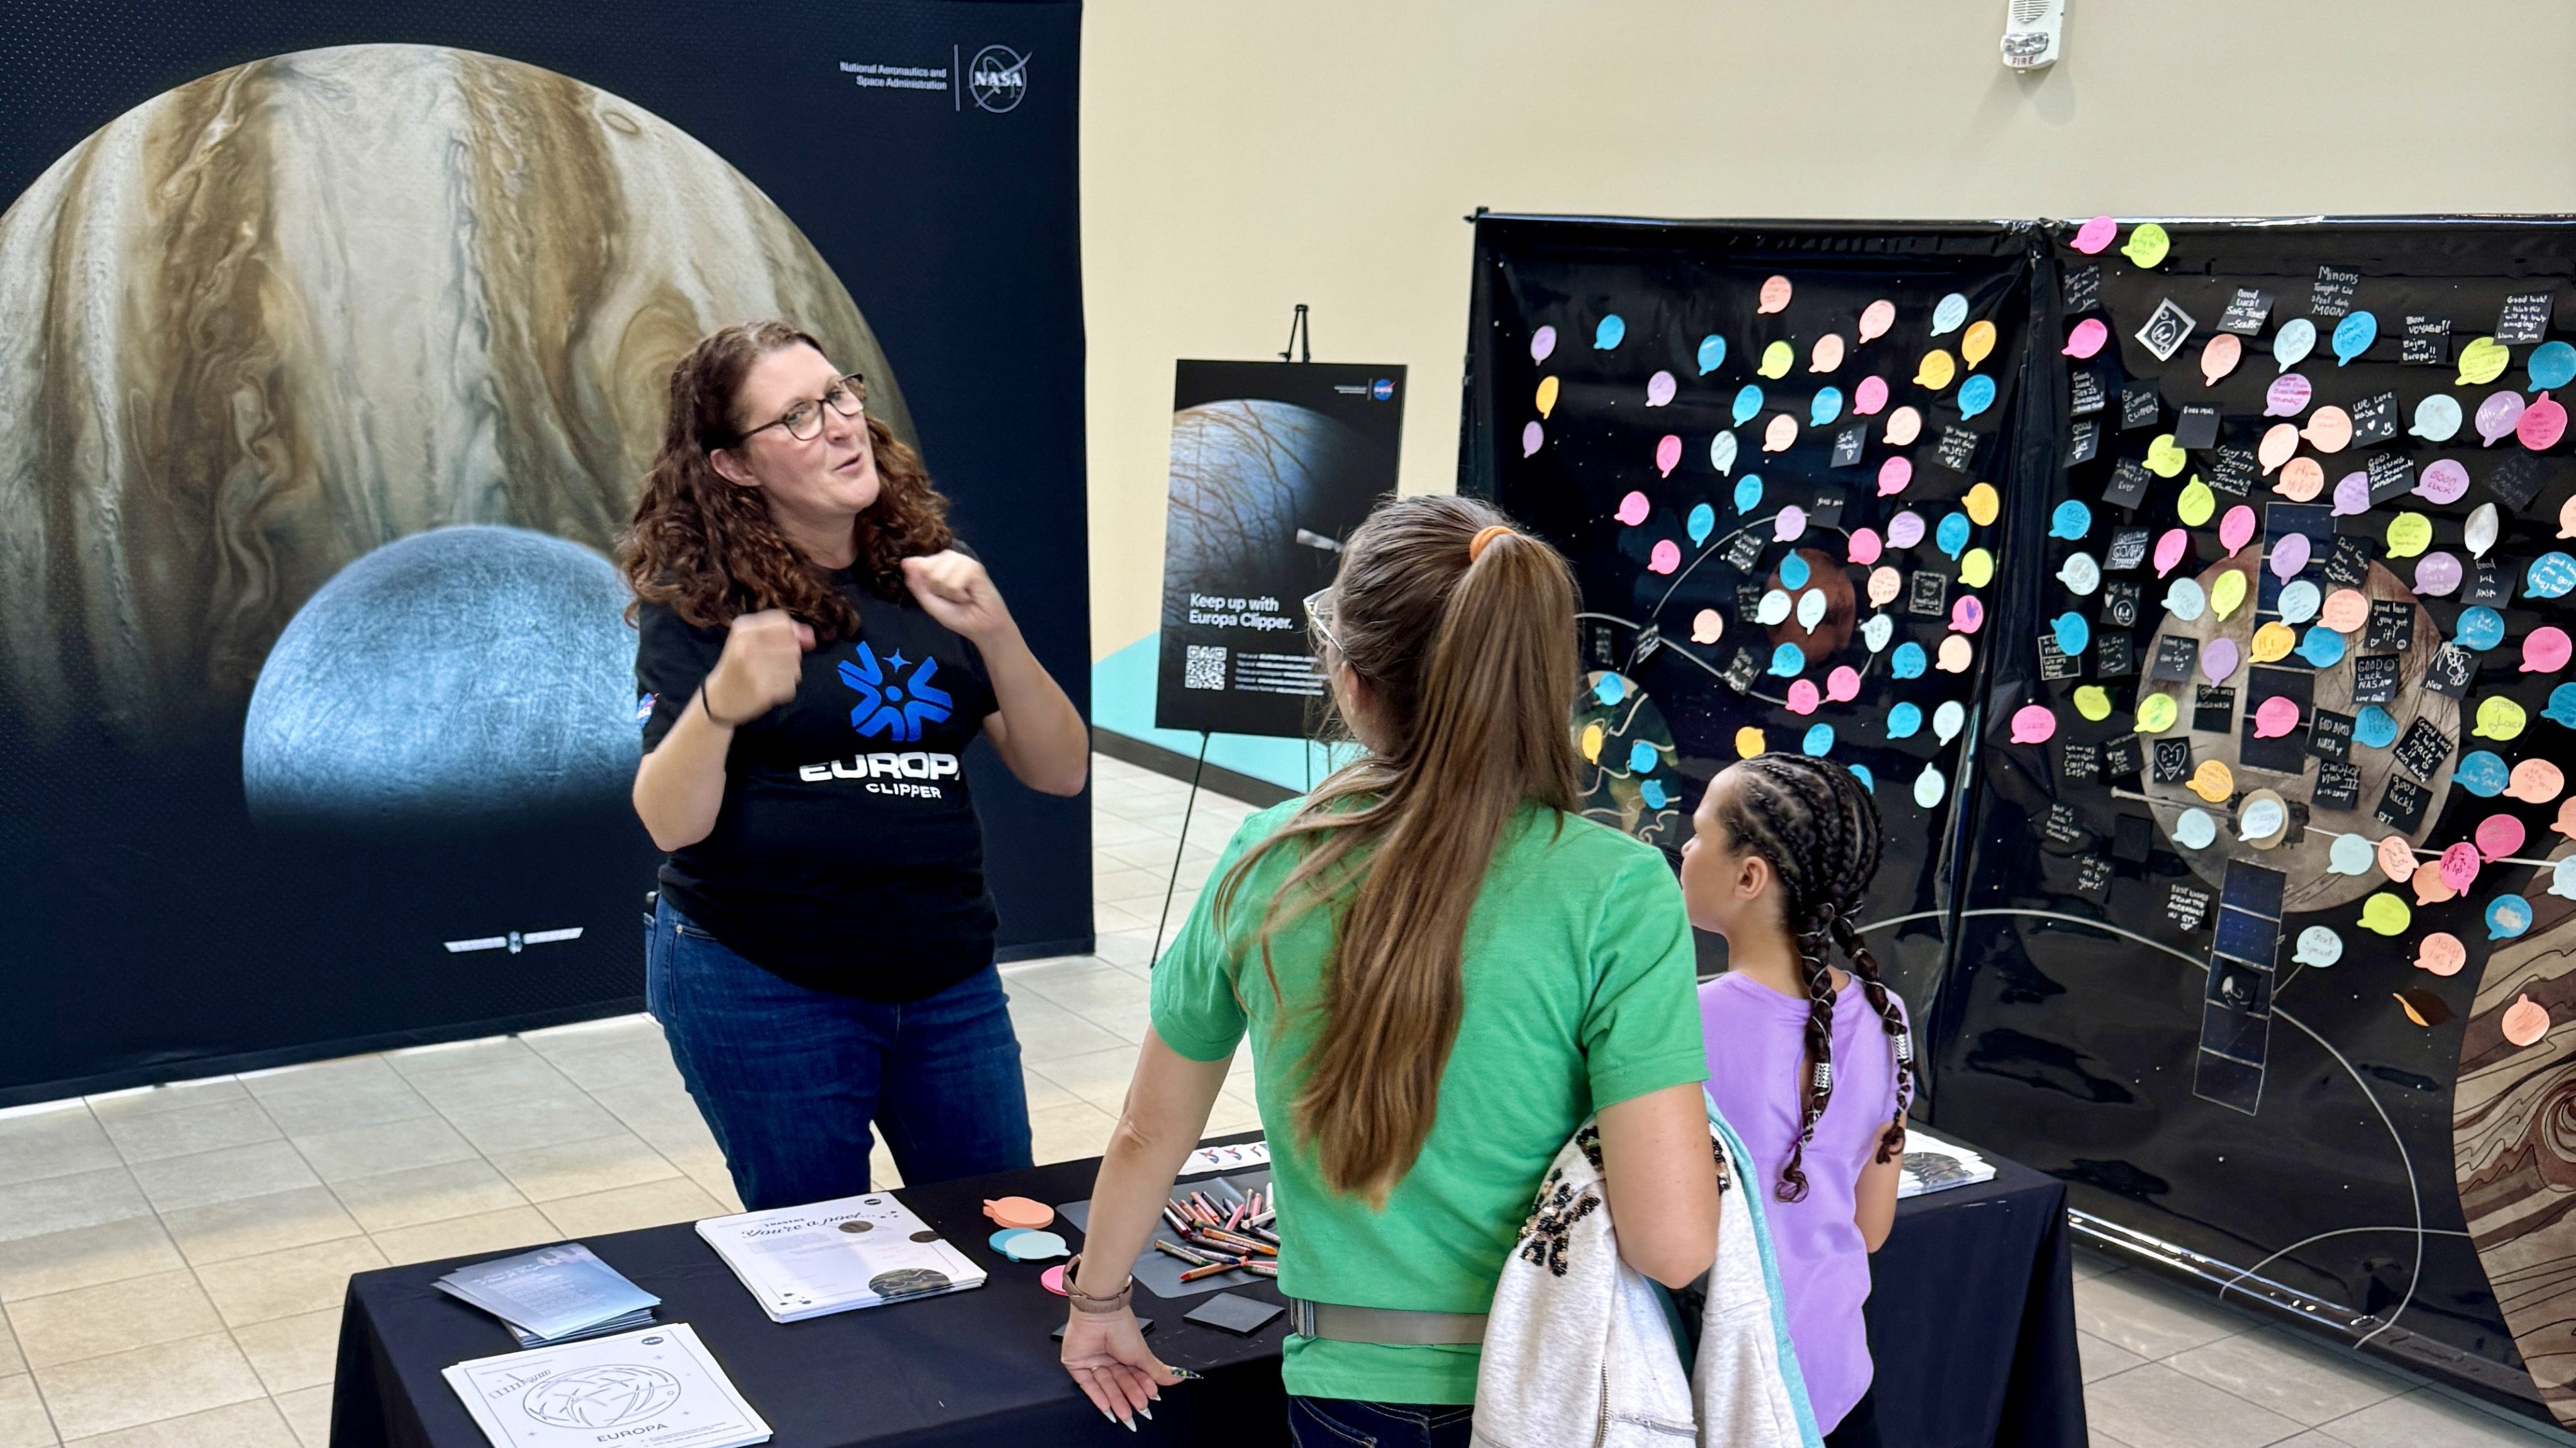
703;609;814;723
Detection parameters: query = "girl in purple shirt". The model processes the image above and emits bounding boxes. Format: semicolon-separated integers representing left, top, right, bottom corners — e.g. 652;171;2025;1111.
1679;754;1913;1447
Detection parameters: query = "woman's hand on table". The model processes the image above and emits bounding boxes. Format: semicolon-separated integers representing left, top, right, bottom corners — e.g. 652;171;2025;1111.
1060;1305;1178;1429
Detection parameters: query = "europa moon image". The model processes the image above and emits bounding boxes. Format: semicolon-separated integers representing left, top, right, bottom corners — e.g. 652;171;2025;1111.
1160;399;1380;627
0;42;912;800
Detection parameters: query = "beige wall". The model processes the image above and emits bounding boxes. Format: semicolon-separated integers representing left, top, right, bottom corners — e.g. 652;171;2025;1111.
1078;1;2576;659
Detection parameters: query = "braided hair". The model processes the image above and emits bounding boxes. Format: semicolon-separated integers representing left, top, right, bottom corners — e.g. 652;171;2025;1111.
1711;754;1914;1202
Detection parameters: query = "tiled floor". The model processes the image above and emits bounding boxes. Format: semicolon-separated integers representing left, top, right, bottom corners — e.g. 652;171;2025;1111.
0;753;2557;1446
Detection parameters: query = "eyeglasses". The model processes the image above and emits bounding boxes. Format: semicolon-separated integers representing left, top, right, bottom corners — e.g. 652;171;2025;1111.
739;373;867;443
1303;587;1341;657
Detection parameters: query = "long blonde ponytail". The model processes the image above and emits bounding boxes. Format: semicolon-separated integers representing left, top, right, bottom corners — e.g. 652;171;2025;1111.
1214;495;1580;1203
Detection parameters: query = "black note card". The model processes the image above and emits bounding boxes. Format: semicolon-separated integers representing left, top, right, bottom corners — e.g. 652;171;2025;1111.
2103;579;2142;629
2240;666;2313;773
2311;265;2359;318
2043;802;2089;847
2375;776;2430;832
2107;528;2151;571
2468;558;2514;608
2067;420;2101;467
2104;458;2153;510
1723;648;1760;694
2498;292;2556;346
2151;736;2194;784
2348;392;2399;447
2195;686;2236;733
2137;299;2196;362
2423;642;2477;699
2112;812;2152;862
1908;572;1949;617
2308;708;2355;761
2104;733;2145;780
1936;426;1980;475
2071;370;2107;417
2152;634;2200;682
2400;314;2452;366
2096;631;2136;678
2209;447;2258;497
2121;384;2162;431
2488;452;2546;510
1831;425;1867;468
2175;404;2222;452
1736;585;1767;624
2323;536;2377;589
2038;632;2081;681
1724;531;1765;572
2364;453;2416;505
1184;1294;1283;1336
2167;885;2214;932
2060;741;2101;782
1809;490;1845;529
2313;760;2361;812
2075;854;2114;902
2063;263;2102;314
2363;600;2413;652
2352;653;2402;704
2218;288;2274;336
2393;717;2455;782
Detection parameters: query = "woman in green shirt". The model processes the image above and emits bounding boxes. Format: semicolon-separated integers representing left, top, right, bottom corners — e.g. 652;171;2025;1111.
1058;495;1721;1444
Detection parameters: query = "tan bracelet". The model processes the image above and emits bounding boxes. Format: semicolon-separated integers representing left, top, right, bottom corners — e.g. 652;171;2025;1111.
1062;1253;1133;1315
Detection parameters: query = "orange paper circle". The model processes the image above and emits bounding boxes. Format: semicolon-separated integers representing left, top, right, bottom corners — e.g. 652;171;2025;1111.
984;1196;1055;1230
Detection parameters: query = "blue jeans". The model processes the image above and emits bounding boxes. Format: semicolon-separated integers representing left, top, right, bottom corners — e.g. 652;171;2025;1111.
644;895;1033;1210
1287;1399;1474;1447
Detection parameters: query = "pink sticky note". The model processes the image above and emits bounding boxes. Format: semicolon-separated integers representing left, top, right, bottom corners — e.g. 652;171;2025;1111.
1857;301;1896;344
2439;842;2482;892
2525;626;2573;673
2416;458;2471;504
2274;456;2324;502
2201;334;2243;387
1763;414;1798;453
1758;275;1793;314
1521;421;1545;457
2219;506;2257;556
1655;434;1683;477
1647;539;1681;575
1867;567;1904;608
2063;318;2107;358
2559;797;2576;839
2252;696;2300;738
2331;470;2371;516
1854;375;1890;415
1951;596;1985;634
2258;423;2299;475
2414;552;2463;596
1887;512;1926;549
1616;491;1650;526
2412;861;2456;905
1826;666;1862;702
2479;813;2528;862
2270;533;2311;581
2522;392;2568;450
1775;506;1809;541
1848;529;1884;565
2154;528;2189;577
1811;335;1846;373
1884;407;1923;446
2072;216;2117;254
2559;495;2576;540
1878;456;1914;497
2264;374;2312;417
2379;834;2418;881
2202;636;2241;683
2417;932;2467;976
2009;705;2057;744
1787;679;1821;715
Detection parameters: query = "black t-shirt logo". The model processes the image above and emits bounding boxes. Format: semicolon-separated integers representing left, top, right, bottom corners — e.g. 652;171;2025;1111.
838;643;955;743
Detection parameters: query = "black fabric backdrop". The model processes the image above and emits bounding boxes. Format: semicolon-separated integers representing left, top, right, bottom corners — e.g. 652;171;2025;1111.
0;0;1089;1104
1461;213;2576;1426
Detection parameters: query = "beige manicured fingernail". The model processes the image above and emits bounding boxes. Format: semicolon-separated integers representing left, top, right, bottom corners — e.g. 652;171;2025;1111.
1139;1403;1154;1420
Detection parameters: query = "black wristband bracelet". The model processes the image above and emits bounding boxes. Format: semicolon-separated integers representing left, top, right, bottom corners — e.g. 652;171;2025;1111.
699;688;746;729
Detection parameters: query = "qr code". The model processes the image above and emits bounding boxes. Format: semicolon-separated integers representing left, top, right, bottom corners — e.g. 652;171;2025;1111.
1183;644;1227;690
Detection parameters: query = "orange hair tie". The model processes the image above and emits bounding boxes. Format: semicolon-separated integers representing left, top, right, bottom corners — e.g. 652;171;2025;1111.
1468;525;1515;561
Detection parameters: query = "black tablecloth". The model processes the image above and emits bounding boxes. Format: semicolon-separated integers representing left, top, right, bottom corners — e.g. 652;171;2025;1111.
335;1139;2080;1447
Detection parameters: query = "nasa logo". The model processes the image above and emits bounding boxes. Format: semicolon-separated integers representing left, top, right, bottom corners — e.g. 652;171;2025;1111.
969;45;1028;113
1371;377;1395;402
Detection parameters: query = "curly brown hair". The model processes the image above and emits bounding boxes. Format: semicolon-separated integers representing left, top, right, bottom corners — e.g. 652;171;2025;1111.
620;321;952;639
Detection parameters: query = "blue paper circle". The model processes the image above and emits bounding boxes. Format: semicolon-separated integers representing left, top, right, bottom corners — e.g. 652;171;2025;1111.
1626;740;1659;774
2548;682;2576;727
2457;607;2507;651
1887;702;1924;739
1769;643;1807;677
1801;723;1835;757
1594;314;1626;350
1640;778;1668;809
1891;643;1928;679
2052;612;2091;656
1957;374;1997;421
2529;552;2576;600
2051;500;2093;541
1696;334;1727;375
2533;340;2576;392
1732;385;1765;426
2296;627;2346;668
2490;893;2535;941
1687;503;1716;546
1848;764;1875;793
1780;554;1812;589
1594;674;1624;706
2455;750;2511;797
2355;705;2399;749
2331;310;2377;365
1734;474;1765;513
1936;513;1972;558
1811;387;1845;426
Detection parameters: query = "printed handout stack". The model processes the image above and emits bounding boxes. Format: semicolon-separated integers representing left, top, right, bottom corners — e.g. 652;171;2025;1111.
1897;1128;1999;1199
433;1244;660;1348
443;1323;769;1448
696;1192;986;1323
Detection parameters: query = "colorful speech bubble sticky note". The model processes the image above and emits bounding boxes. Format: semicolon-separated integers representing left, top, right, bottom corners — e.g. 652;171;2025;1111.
1887;702;1923;739
2175;808;2218;850
2418;932;2467;976
1810;334;1846;374
2302;406;2353;453
2073;686;2112;722
1763;414;1798;453
2385;512;2433;558
2477;695;2530;740
2250;621;2296;663
2491;893;2536;941
1646;370;1677;407
2166;578;2208;622
1536;376;1559;417
1858;299;1896;344
2135;692;2179;734
1595;315;1626;350
1963;320;1997;368
2506;994;2554;1046
1655;434;1682;477
2009;705;2056;744
2121;223;2170;268
2145;434;2187;477
1758;340;1794;380
2201;333;2243;386
2526;626;2574;673
2457;336;2511;385
2359;893;2412;936
1848;528;1883;565
1958;373;1997;419
2064;318;2107;358
1687;502;1715;546
1616;491;1651;526
2532;340;2576;392
2456;751;2509;796
2321;589;2369;633
2155;528;2190;577
2251;694;2300;736
1853;376;1889;416
1647;538;1681;575
2376;834;2419;882
2295;926;2345;965
2521;392;2569;450
1867;566;1904;608
2509;758;2567;803
1913;763;1947;809
2411;393;2463;441
1696;334;1725;375
2273;318;2317;372
2479;813;2528;863
2479;390;2526;445
1931;293;1969;336
2185;758;2235;802
2327;834;2376;876
2211;568;2249;619
1916;350;1957;390
1690;609;1723;645
1826;666;1861;702
1709;431;1740;475
2057;553;2097;594
2331;311;2377;366
1530;326;1556;363
1757;276;1792;315
2438;843;2481;895
2201;635;2240;682
1885;407;1923;446
1735;726;1765;759
2072;216;2116;254
2533;552;2576;599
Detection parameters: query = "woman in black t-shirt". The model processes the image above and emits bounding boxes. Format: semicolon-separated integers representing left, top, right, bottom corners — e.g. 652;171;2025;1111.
621;321;1087;1210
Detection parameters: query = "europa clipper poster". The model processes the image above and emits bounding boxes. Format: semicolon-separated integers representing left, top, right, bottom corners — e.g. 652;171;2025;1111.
1155;360;1405;738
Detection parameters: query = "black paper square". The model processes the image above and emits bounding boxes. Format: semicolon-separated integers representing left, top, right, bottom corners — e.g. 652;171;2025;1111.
2038;632;2080;682
2066;420;2101;467
2311;265;2358;318
2166;884;2213;932
2400;314;2452;366
2308;709;2355;761
2348;392;2399;447
1831;425;1866;468
2063;263;2103;314
2498;292;2556;346
2151;736;2194;784
2218;288;2274;336
1936;426;1979;475
1723;648;1760;694
2195;685;2237;733
2352;654;2401;704
2423;643;2477;699
1723;531;1765;572
2152;635;2199;682
1736;585;1767;624
2107;528;2151;571
2060;741;2101;782
2488;452;2546;510
1808;490;1845;529
2365;453;2416;505
2096;631;2136;678
2209;447;2257;497
2136;299;2196;362
2104;734;2145;780
2103;458;2153;510
2121;384;2162;431
2393;717;2455;782
2323;536;2377;589
2375;776;2429;832
2071;370;2107;417
1907;572;1949;617
2468;558;2514;608
2043;802;2089;847
2103;580;2142;629
2175;404;2222;451
2313;760;2361;811
2363;600;2414;652
2075;854;2114;902
2112;811;2151;860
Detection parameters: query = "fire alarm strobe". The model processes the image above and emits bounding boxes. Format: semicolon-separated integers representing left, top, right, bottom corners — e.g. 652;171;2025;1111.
2001;0;2066;70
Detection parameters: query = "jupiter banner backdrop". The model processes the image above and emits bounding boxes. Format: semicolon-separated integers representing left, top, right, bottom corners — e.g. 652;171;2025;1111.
0;0;1089;1103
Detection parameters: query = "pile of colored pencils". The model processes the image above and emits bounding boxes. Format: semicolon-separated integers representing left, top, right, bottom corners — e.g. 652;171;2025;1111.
1152;1188;1280;1281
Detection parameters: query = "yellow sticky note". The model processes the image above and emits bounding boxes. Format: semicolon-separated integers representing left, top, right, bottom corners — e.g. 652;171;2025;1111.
1580;722;1604;763
2386;512;2433;558
2177;477;2215;526
2211;569;2248;619
2135;693;2179;733
1916;350;1957;390
1536;376;1559;419
2074;686;2112;721
1965;482;2001;527
1735;726;1767;759
2250;621;2296;662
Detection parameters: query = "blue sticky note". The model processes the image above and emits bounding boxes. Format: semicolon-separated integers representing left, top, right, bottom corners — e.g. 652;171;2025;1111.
1770;643;1807;677
2530;552;2576;600
1594;314;1626;350
1936;512;1971;558
1626;740;1658;774
1801;723;1835;757
1687;503;1716;546
1891;643;1928;679
1811;387;1845;426
2490;893;2534;941
1932;292;1970;334
1780;554;1812;589
2455;750;2510;797
2050;500;2093;541
1887;702;1923;739
1594;674;1625;707
1848;764;1875;793
2457;607;2507;651
2533;340;2576;392
2052;612;2090;656
2355;705;2399;749
1958;373;1997;420
2331;311;2377;366
1734;474;1765;513
1732;385;1765;427
1696;334;1727;375
2296;627;2346;668
2549;683;2576;727
1640;778;1668;809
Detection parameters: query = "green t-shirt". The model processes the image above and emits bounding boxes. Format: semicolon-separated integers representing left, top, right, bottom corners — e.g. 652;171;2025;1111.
1150;797;1707;1405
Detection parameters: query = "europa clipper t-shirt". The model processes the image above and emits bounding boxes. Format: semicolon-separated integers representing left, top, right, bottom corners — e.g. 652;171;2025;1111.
634;570;1001;1002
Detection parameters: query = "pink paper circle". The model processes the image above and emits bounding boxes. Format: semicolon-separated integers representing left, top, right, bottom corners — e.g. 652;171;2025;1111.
1655;434;1683;477
2524;626;2573;673
2063;318;2107;358
2253;696;2300;738
1616;491;1650;526
2153;529;2189;577
1877;456;1914;497
2479;813;2528;862
2416;458;2472;504
1647;539;1682;575
1857;301;1896;344
2440;842;2482;892
2202;636;2241;682
1854;375;1890;415
1951;596;1985;634
1848;529;1884;565
2269;533;2311;581
2414;551;2463;596
2522;394;2568;450
1887;512;1926;549
2009;705;2057;744
1787;680;1821;715
2219;506;2257;555
2072;216;2117;255
1826;666;1862;702
1884;407;1923;446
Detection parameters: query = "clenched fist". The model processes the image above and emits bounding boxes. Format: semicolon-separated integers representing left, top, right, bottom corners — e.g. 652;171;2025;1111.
702;609;814;724
902;550;1016;643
